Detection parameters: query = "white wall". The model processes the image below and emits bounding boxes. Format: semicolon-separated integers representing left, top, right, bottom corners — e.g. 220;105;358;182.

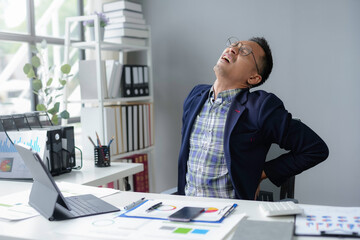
142;0;360;206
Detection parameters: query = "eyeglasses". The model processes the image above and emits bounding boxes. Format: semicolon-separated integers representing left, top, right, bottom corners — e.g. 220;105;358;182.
226;37;260;75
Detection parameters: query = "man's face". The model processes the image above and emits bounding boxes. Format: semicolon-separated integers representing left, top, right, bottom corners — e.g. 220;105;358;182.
214;40;264;86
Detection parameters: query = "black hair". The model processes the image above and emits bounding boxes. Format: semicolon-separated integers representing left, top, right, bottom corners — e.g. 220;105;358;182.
248;37;273;87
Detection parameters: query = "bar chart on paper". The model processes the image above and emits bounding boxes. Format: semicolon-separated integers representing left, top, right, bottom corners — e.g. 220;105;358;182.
295;204;360;236
0;136;42;153
0;131;47;178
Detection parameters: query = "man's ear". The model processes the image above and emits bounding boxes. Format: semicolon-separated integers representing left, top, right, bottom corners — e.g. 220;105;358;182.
247;74;262;86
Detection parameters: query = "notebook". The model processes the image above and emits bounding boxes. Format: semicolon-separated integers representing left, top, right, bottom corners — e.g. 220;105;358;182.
231;219;294;240
14;143;120;221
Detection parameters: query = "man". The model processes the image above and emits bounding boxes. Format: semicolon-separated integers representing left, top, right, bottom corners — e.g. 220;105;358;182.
177;37;329;200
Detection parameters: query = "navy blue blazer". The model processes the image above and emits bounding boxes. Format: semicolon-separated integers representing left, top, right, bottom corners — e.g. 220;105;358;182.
177;84;329;200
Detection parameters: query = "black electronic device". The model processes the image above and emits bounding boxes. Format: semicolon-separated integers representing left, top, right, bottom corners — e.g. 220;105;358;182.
168;207;204;222
44;128;64;175
60;126;76;170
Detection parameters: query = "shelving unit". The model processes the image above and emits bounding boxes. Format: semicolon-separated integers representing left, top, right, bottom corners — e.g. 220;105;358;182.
63;15;154;164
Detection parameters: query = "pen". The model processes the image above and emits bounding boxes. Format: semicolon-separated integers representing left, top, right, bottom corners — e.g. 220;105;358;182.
88;136;96;147
146;202;162;212
95;131;102;147
218;204;232;215
223;204;237;218
108;136;115;147
124;197;146;210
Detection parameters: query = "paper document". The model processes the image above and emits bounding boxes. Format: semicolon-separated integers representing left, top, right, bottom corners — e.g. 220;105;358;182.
0;182;120;221
0;190;38;221
295;204;360;237
0;130;47;179
122;199;238;223
55;208;246;240
56;181;120;198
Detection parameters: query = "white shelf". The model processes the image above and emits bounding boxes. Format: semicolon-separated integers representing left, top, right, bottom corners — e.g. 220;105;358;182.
64;15;155;191
111;146;154;160
71;41;149;52
67;96;153;106
54;161;144;187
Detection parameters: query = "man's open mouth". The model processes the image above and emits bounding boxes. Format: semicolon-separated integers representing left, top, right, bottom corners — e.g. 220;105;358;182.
222;55;230;63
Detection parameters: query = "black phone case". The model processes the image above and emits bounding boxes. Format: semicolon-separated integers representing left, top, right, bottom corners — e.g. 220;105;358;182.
168;207;204;222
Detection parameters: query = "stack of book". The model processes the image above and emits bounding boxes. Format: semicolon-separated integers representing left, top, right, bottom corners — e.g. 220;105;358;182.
102;0;149;46
103;153;149;192
119;154;149;192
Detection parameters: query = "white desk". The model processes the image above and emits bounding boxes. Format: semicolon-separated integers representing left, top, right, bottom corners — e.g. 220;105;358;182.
0;160;143;197
54;160;143;187
0;181;354;240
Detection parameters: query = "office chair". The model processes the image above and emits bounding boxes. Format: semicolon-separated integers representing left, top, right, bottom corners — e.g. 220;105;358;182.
161;175;296;199
256;175;298;203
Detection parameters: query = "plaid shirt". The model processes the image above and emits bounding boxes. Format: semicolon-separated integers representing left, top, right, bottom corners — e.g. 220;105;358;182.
185;87;242;198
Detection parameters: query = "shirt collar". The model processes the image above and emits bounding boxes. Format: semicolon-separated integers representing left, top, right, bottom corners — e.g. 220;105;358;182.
208;86;243;104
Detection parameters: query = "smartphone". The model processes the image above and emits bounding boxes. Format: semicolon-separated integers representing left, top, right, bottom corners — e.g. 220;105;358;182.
168;207;205;222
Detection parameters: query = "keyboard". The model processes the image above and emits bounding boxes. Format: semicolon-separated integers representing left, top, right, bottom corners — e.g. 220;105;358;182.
259;201;304;217
66;195;102;216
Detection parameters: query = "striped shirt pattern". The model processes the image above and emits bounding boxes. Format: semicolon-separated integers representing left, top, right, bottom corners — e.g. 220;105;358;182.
185;87;242;198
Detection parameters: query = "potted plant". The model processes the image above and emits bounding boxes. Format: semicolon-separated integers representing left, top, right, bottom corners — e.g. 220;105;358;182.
23;40;71;125
83;11;109;41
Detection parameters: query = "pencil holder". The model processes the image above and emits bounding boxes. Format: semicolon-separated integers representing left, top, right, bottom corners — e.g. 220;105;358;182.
94;146;111;167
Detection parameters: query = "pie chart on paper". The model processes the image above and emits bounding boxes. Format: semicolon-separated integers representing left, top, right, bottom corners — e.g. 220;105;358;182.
204;207;218;213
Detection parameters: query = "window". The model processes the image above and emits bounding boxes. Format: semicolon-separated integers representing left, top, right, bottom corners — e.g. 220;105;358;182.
0;0;83;120
0;0;28;34
34;0;81;39
0;41;31;115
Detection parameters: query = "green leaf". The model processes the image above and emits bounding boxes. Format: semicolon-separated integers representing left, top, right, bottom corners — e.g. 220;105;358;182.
36;104;46;111
56;86;64;91
31;55;41;68
32;79;42;91
46;78;53;86
41;39;47;49
60;64;71;74
27;68;36;78
48;102;60;115
47;97;53;105
53;102;60;111
51;115;59;125
23;63;32;74
59;79;67;86
44;87;51;96
60;110;70;119
30;45;38;54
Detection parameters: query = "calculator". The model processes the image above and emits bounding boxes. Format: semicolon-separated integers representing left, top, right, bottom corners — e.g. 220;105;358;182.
259;201;304;217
